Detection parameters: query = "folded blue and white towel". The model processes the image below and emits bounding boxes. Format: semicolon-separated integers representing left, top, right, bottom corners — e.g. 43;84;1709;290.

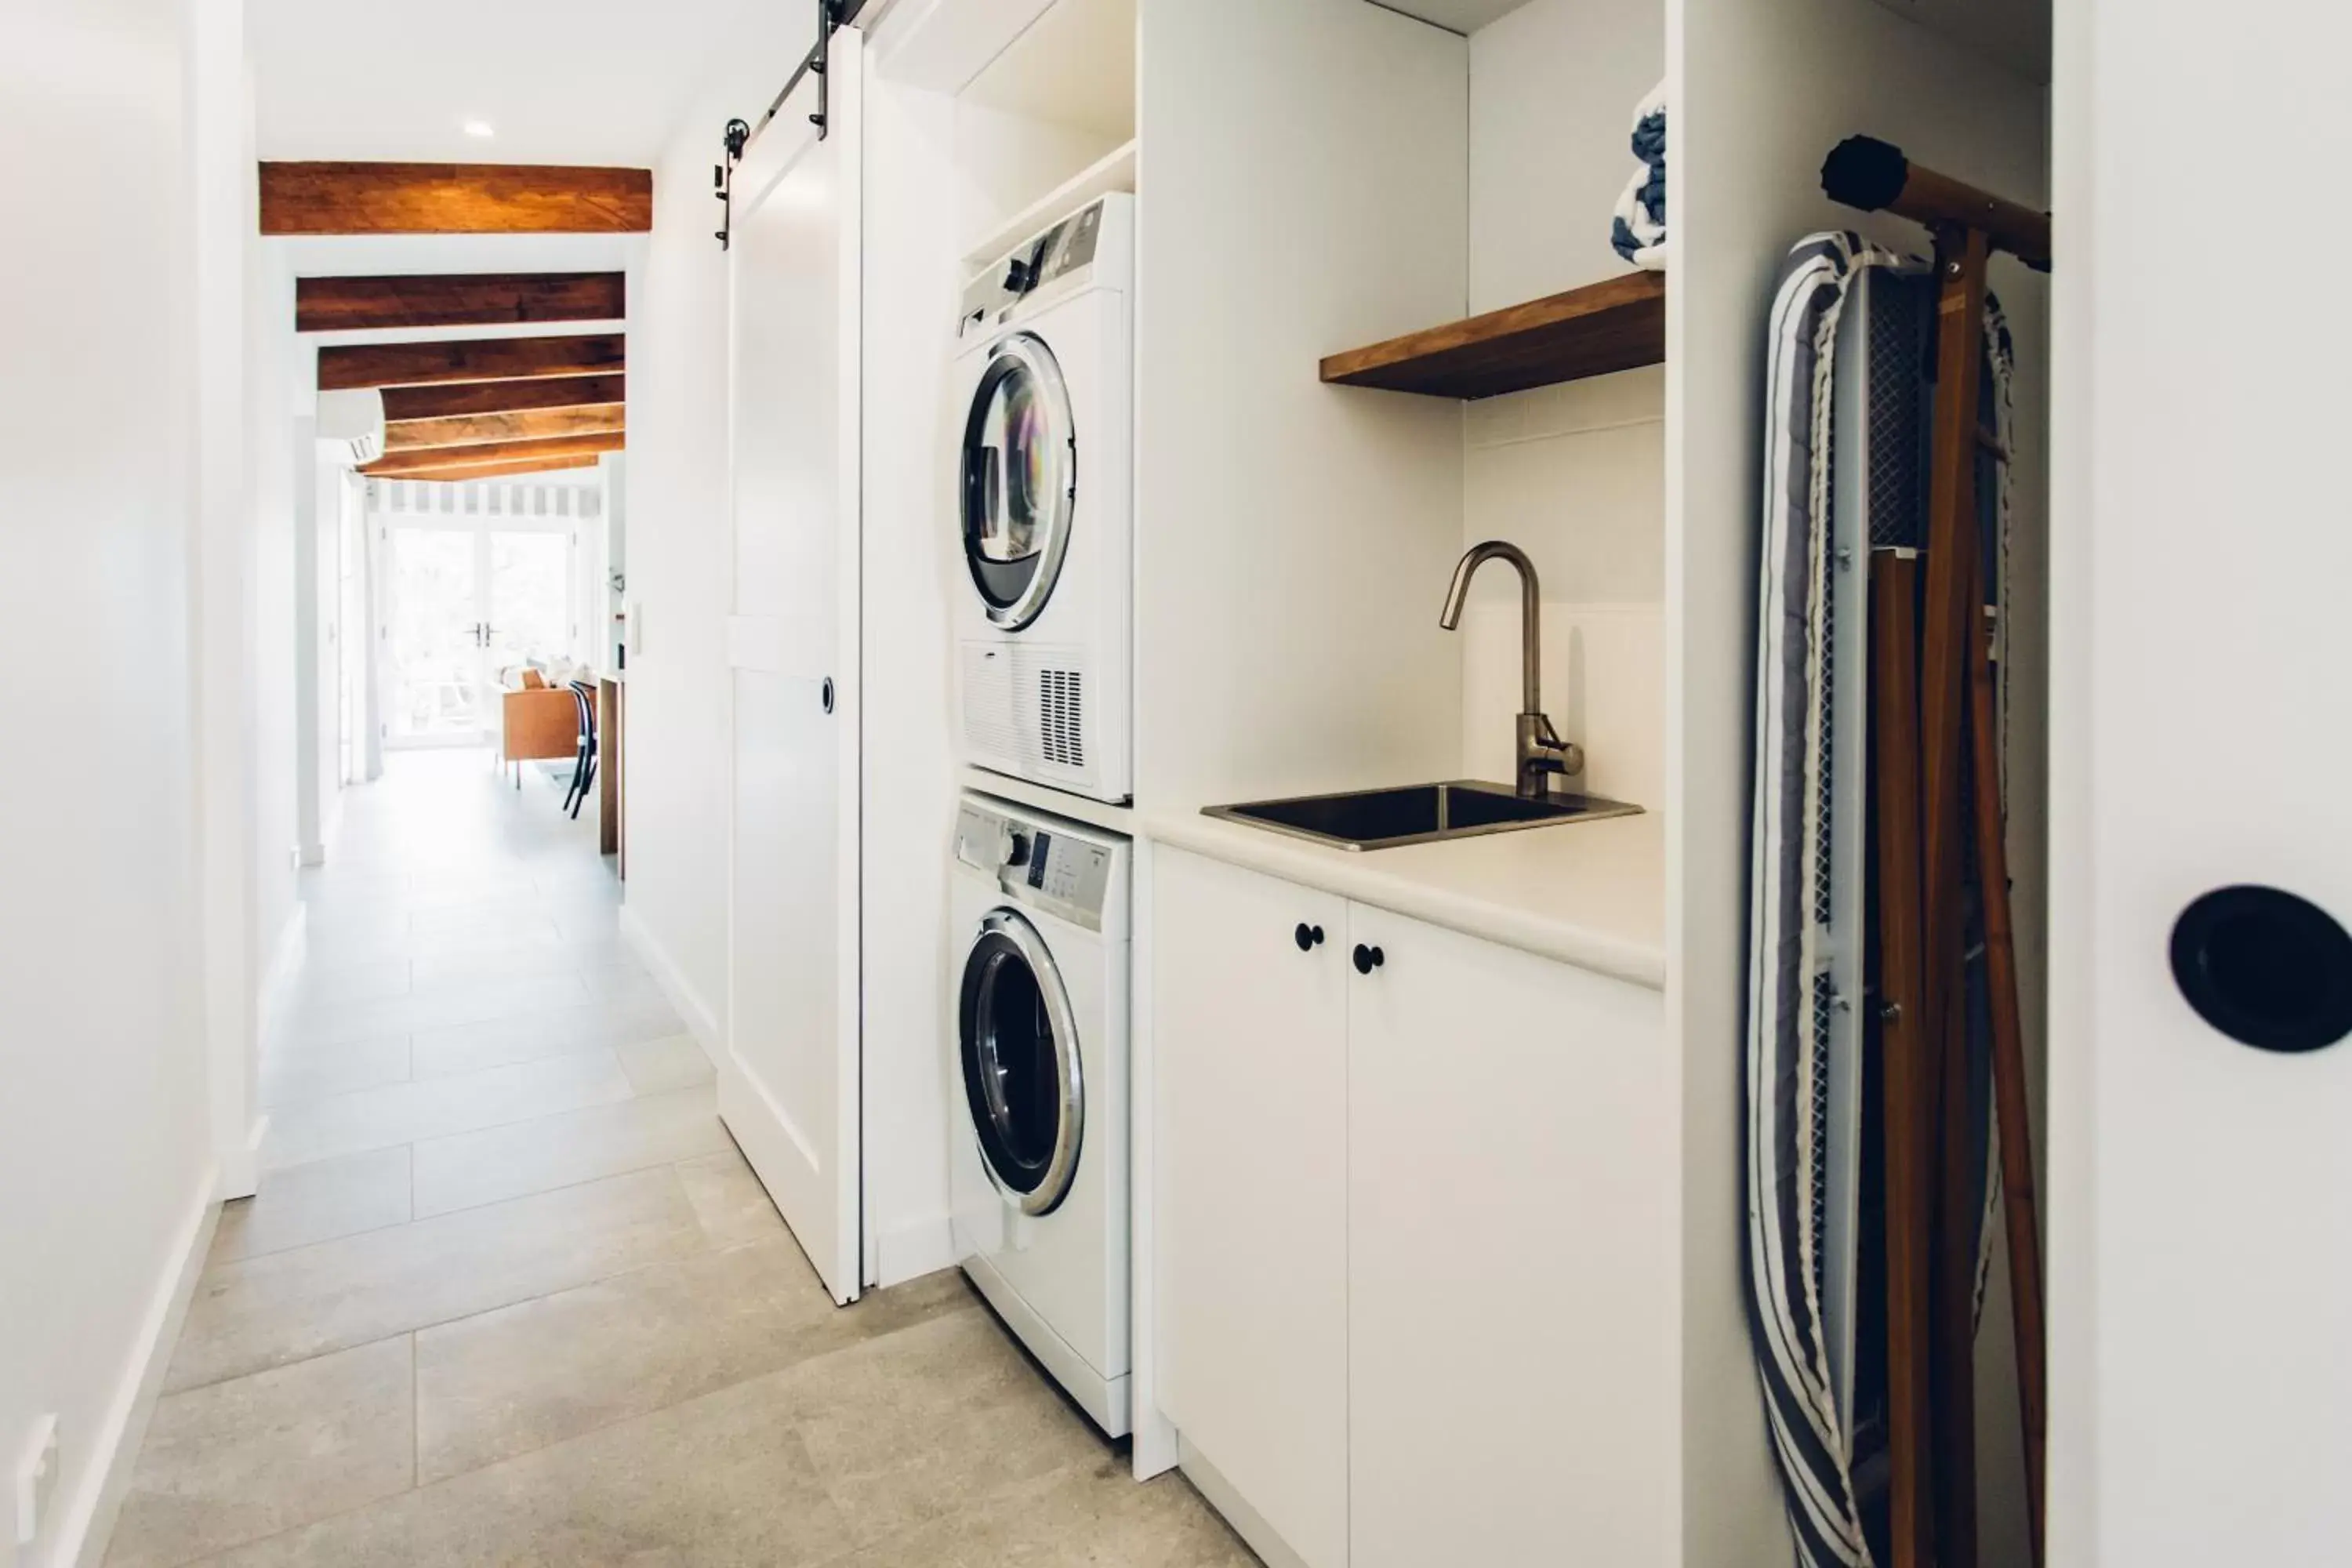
1610;82;1668;270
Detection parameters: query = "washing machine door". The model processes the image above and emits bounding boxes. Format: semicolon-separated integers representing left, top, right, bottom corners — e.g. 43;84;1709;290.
957;907;1084;1217
960;332;1076;632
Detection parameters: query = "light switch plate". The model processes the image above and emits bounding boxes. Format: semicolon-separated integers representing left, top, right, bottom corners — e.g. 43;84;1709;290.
14;1413;58;1558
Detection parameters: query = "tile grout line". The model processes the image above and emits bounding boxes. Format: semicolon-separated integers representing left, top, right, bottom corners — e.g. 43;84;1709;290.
413;1259;978;1497
408;1332;419;1494
165;1276;985;1567
172;1161;728;1396
256;1051;646;1173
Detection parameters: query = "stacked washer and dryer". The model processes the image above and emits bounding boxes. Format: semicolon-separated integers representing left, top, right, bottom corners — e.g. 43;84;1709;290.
945;193;1137;1436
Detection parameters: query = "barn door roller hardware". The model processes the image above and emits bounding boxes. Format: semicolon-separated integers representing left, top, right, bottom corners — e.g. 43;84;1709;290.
714;0;868;249
714;118;751;249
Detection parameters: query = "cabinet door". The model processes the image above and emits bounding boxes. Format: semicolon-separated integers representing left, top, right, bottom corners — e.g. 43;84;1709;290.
1156;848;1349;1568
1345;906;1675;1567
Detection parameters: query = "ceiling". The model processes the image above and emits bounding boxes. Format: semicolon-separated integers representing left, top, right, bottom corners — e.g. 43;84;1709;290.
1370;0;1531;34
1874;0;2049;82
1375;0;2046;75
249;0;754;164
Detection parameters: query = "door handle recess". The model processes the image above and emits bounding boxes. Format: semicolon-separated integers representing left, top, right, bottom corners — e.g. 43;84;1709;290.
1352;943;1385;975
821;677;835;714
2171;884;2352;1053
1294;923;1325;952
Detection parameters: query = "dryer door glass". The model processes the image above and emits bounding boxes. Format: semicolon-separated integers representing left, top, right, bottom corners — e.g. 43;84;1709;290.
958;909;1084;1217
961;333;1076;632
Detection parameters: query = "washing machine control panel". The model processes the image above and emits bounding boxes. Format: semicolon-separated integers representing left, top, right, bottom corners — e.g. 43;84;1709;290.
955;801;1116;932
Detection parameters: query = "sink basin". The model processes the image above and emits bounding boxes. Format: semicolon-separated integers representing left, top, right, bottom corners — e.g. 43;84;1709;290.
1203;779;1641;851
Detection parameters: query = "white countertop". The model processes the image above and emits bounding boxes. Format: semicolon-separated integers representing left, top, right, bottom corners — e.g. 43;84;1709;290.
1139;803;1667;991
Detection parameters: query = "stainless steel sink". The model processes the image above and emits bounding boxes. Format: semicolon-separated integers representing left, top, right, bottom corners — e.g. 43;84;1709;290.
1203;779;1641;852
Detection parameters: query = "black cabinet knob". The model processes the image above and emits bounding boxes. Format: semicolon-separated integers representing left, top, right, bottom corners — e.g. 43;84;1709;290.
1294;923;1325;952
2172;884;2352;1053
1352;943;1385;975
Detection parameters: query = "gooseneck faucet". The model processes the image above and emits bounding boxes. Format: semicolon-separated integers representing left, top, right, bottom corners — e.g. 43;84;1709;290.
1439;540;1584;800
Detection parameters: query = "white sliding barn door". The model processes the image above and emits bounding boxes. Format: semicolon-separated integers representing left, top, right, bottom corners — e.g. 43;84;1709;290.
2055;3;2352;1561
724;34;863;1305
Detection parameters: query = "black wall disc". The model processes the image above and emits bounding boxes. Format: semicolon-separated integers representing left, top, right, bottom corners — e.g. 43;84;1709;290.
2170;885;2352;1054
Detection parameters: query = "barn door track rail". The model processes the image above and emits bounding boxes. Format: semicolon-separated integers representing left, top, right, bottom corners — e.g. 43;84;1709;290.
715;0;870;249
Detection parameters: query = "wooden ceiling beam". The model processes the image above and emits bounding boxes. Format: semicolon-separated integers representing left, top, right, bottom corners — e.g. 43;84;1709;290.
379;456;604;484
362;430;625;478
383;405;626;454
319;334;623;392
296;272;624;332
378;374;625;423
260;163;652;235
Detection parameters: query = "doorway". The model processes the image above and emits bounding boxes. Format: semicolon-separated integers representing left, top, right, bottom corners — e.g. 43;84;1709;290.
383;514;579;749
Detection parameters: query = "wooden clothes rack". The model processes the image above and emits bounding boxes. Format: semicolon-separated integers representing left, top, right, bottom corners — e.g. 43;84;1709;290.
1823;136;2051;1568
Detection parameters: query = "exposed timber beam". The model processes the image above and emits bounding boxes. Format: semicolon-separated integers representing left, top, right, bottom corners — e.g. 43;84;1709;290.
362;430;625;477
296;272;625;332
319;334;624;392
383;405;626;454
260;163;652;235
379;374;626;423
379;456;604;484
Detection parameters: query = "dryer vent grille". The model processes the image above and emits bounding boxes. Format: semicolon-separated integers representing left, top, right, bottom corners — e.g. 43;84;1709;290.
1037;669;1085;769
962;646;1018;763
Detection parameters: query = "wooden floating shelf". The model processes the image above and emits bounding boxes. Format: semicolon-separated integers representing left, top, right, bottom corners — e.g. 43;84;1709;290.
1320;270;1666;400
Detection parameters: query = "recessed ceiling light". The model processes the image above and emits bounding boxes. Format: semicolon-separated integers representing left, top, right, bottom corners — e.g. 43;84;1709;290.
462;118;495;139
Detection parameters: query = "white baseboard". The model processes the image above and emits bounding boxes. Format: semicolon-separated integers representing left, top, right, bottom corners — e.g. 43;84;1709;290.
213;908;304;1202
59;1175;221;1568
1178;1438;1312;1568
618;903;722;1058
216;1114;269;1205
873;1213;956;1290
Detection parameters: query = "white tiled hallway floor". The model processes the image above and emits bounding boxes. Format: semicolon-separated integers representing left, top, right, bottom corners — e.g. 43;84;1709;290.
109;750;1250;1567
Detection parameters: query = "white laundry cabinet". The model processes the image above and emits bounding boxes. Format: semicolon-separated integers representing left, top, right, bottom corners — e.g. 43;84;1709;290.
1153;845;1675;1568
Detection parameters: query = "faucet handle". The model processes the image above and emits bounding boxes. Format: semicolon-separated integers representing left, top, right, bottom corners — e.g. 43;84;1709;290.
1519;711;1585;782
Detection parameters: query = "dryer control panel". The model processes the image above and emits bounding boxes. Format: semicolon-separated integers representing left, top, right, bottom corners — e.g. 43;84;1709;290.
955;798;1117;933
958;196;1126;339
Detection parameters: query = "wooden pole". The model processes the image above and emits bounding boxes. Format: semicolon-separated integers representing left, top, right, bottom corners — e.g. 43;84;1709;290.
1828;139;2051;1568
1820;138;2052;269
1969;579;2049;1563
1918;223;1988;1568
1871;551;1938;1568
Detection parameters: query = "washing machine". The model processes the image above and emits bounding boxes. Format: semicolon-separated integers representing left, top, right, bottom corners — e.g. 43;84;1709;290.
948;791;1131;1435
951;193;1134;805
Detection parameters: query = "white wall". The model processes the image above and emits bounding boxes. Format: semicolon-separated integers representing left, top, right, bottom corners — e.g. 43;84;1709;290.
247;238;303;1052
293;441;341;862
1457;0;1666;809
1468;0;1661;314
1134;0;1468;808
1677;0;2049;1560
0;2;252;1563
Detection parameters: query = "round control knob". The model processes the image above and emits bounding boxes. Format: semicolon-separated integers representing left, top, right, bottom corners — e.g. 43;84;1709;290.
1294;923;1325;952
1004;831;1031;869
1004;256;1036;292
